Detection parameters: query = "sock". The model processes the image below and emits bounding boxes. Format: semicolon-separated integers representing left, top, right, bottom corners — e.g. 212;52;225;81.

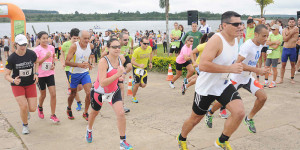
246;116;251;121
208;108;214;115
178;133;186;141
38;105;43;111
87;127;92;132
291;77;294;79
23;123;28;127
77;101;81;104
219;133;230;143
67;107;71;110
171;81;174;84
120;136;126;143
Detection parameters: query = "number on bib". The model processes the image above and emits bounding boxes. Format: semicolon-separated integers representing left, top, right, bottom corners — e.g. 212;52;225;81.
135;68;144;76
101;92;115;103
42;62;52;71
171;45;176;48
19;69;32;77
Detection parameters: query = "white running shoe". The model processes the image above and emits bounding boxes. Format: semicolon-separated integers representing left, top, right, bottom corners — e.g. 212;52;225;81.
169;82;175;89
22;125;30;135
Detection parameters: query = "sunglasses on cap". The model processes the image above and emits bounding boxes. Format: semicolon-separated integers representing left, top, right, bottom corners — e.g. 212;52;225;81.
143;42;149;45
225;22;243;27
111;45;121;49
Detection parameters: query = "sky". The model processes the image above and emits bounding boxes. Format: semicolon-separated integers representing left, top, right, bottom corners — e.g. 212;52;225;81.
1;0;300;15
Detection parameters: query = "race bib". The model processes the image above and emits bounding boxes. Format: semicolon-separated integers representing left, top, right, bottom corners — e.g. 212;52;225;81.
19;69;32;77
135;68;145;76
171;45;176;48
42;62;52;71
101;92;115;103
221;73;230;80
266;50;272;55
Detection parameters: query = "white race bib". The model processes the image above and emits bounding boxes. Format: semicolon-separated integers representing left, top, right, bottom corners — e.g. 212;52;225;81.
101;92;115;103
171;45;176;48
221;73;230;80
135;68;145;76
42;62;52;71
266;49;272;55
19;69;32;77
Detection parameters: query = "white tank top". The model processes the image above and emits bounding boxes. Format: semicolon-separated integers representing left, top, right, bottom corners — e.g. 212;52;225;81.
70;42;91;74
4;39;9;47
195;33;238;96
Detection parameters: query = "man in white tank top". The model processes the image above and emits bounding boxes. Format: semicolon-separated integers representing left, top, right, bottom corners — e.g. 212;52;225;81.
177;11;244;150
65;30;94;121
206;24;270;134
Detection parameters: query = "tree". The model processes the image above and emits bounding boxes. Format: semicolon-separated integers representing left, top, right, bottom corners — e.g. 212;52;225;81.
159;0;170;56
255;0;274;17
75;11;79;15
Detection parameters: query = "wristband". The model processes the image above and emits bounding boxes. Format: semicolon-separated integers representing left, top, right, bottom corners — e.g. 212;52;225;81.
123;72;127;75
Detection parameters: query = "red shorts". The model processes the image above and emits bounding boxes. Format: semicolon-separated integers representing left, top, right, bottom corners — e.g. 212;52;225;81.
11;84;37;98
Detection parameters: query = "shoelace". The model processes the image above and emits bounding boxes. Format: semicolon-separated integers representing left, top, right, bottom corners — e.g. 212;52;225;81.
122;140;130;146
88;132;92;138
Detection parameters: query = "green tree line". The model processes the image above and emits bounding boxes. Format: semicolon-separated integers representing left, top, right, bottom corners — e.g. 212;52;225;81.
0;11;254;23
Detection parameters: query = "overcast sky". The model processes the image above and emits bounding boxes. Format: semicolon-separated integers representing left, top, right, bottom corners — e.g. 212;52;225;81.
1;0;300;15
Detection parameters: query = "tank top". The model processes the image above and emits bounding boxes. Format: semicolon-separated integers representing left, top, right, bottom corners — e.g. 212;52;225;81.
94;56;122;94
195;33;238;96
70;42;91;74
4;39;9;47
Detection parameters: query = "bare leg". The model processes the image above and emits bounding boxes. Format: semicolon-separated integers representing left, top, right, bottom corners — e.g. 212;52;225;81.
83;83;92;114
208;101;222;115
88;109;99;130
222;100;245;136
48;86;57;115
180;111;204;138
38;90;46;107
278;62;286;84
248;89;267;119
290;62;296;84
185;64;195;79
112;101;126;136
132;83;140;97
171;70;182;83
272;67;278;83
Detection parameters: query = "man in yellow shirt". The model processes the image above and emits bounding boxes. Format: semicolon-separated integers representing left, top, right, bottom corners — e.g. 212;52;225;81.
131;36;153;103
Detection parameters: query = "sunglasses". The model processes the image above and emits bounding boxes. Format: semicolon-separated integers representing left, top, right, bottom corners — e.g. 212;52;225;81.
18;43;27;46
271;29;275;30
226;22;243;27
123;39;129;41
111;45;121;49
189;40;194;42
143;43;149;45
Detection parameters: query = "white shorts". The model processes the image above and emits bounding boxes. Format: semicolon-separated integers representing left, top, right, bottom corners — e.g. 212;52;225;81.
232;77;263;95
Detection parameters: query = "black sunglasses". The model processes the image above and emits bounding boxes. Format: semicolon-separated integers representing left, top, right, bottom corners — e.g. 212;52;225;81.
189;40;194;42
226;22;243;27
123;39;129;41
111;45;121;49
271;29;275;30
143;42;149;45
18;43;27;46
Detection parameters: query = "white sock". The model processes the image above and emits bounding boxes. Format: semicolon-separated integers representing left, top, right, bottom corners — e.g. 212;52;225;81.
246;116;251;121
87;126;92;132
120;139;125;143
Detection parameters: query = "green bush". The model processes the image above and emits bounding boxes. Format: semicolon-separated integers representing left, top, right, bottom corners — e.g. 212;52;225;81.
150;56;187;76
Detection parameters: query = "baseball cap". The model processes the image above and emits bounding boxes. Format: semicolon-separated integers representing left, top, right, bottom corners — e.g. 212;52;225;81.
15;34;28;45
271;24;279;30
199;18;206;22
247;19;254;24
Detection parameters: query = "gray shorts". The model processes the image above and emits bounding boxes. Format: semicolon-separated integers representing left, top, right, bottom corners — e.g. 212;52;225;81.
266;58;279;68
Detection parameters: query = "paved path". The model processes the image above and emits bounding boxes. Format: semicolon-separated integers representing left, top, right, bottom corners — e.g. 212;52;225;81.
1;56;300;149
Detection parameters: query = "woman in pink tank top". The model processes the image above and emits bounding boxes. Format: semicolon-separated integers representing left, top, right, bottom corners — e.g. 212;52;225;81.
86;38;133;149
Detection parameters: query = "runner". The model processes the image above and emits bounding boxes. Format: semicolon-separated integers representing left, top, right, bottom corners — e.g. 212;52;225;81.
182;22;203;50
264;24;283;88
3;36;10;60
34;31;60;123
278;17;299;84
86;38;133;150
198;18;212;35
4;34;39;134
119;32;132;113
177;11;244;150
60;28;83;111
169;22;182;56
204;25;269;132
65;30;94;120
169;36;195;89
131;36;153;103
53;35;61;60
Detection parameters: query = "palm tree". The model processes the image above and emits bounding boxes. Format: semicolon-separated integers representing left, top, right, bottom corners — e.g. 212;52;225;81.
255;0;274;17
159;0;170;54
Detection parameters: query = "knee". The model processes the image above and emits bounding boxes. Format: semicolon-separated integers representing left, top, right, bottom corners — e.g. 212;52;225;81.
189;115;202;125
20;105;28;112
40;92;46;99
233;109;245;120
141;84;146;88
29;106;36;112
70;90;77;97
258;95;267;103
116;110;125;119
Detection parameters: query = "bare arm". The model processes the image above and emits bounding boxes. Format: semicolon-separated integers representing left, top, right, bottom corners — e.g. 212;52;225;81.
131;57;142;68
198;35;242;73
282;28;297;42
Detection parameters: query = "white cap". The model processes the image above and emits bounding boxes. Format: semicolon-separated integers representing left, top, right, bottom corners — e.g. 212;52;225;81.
15;34;28;45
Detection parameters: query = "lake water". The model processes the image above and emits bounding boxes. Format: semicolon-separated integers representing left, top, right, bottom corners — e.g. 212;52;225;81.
0;20;226;37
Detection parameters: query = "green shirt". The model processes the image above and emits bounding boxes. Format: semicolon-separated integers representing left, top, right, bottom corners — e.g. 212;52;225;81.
182;31;203;49
121;45;130;56
245;27;255;41
170;29;182;48
61;41;72;71
267;33;283;59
